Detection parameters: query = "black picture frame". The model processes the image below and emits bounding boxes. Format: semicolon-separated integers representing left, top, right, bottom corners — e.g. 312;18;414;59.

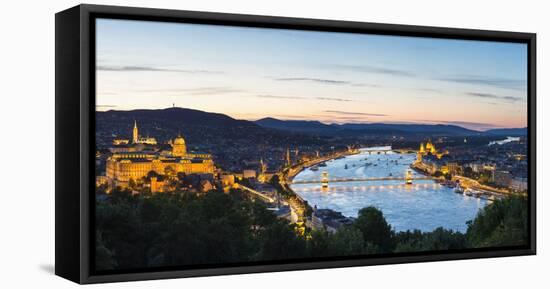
55;4;536;284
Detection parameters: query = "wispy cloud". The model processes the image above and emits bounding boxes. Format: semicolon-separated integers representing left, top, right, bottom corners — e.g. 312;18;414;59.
185;87;243;95
325;110;387;116
351;83;381;88
275;77;351;85
466;92;524;102
255;94;307;100
439;75;526;90
273;76;380;88
97;65;222;74
136;87;242;96
254;95;353;102
328;64;416;77
416;88;444;94
315;97;352;102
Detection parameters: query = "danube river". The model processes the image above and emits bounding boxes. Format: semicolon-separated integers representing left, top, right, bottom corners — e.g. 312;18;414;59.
290;147;488;232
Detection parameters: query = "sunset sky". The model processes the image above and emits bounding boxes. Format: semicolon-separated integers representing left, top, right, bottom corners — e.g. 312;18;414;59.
96;18;528;131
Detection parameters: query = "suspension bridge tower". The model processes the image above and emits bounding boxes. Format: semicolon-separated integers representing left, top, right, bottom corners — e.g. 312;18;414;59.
405;169;413;185
321;171;329;188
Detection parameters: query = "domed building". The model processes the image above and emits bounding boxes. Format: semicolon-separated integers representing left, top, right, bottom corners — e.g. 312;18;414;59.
172;135;187;157
105;123;214;191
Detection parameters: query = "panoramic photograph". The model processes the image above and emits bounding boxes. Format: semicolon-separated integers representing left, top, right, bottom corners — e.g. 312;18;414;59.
94;18;529;271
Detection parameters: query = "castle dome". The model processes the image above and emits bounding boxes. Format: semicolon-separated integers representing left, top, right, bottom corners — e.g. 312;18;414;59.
173;136;186;145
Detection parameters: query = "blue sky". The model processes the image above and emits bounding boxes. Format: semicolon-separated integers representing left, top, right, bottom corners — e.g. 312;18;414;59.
96;18;528;130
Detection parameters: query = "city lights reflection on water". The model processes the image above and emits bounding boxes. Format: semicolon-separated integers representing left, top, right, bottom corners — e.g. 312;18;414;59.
290;148;488;232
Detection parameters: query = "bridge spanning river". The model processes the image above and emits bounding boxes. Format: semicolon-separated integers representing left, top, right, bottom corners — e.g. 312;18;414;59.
291;176;433;185
290;147;488;232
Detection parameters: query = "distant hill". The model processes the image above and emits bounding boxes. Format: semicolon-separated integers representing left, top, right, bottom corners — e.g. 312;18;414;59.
97;108;524;140
484;127;527;136
95;107;268;150
255;118;481;136
255;118;339;134
95;108;334;153
95;108;339;173
99;107;255;128
339;123;480;136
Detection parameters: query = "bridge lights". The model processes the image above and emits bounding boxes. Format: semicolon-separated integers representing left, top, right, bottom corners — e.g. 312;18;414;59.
321;171;329;189
405;169;413;185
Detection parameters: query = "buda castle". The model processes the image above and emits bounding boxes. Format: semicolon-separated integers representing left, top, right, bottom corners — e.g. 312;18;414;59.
105;121;214;189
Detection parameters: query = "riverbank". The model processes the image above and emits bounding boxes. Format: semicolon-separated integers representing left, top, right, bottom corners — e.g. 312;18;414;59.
290;148;488;232
285;148;361;183
411;160;515;201
277;148;360;228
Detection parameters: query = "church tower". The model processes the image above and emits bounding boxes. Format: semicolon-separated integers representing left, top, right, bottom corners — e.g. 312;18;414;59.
286;148;291;167
260;158;267;174
258;158;267;183
132;120;139;144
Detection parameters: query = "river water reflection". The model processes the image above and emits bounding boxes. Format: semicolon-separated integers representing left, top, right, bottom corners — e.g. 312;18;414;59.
290;147;488;232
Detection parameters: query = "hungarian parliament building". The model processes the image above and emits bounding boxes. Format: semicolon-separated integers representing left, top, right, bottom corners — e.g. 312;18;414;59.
104;121;214;189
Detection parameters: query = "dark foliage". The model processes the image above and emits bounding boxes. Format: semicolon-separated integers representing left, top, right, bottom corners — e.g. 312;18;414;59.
96;190;306;270
466;196;528;247
96;191;528;270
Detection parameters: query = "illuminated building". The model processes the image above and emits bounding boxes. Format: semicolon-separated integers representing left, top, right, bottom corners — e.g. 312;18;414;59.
493;170;512;187
418;140;447;159
419;143;425;154
243;169;257;179
221;174;235;187
113;139;129;145
199;180;214;192
510;177;528;192
132;120;138;143
425;140;437;154
112;120;158;146
446;162;461;175
105;123;214;190
286;148;291;167
171;135;187;157
150;177;165;193
258;158;268;182
416;151;423;163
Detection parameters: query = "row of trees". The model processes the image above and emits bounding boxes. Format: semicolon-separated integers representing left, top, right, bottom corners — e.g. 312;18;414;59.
95;189;528;271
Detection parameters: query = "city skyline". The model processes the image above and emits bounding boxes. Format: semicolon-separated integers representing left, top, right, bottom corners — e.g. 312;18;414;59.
96;18;528;131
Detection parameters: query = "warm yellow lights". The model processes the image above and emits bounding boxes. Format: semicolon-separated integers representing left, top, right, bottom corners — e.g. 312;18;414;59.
105;124;214;191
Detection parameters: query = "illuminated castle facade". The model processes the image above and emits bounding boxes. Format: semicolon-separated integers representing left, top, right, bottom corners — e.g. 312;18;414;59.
106;121;214;189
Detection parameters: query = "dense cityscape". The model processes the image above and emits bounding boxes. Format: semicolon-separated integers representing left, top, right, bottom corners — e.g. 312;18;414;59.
94;107;529;270
93;18;529;271
96;108;528;198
